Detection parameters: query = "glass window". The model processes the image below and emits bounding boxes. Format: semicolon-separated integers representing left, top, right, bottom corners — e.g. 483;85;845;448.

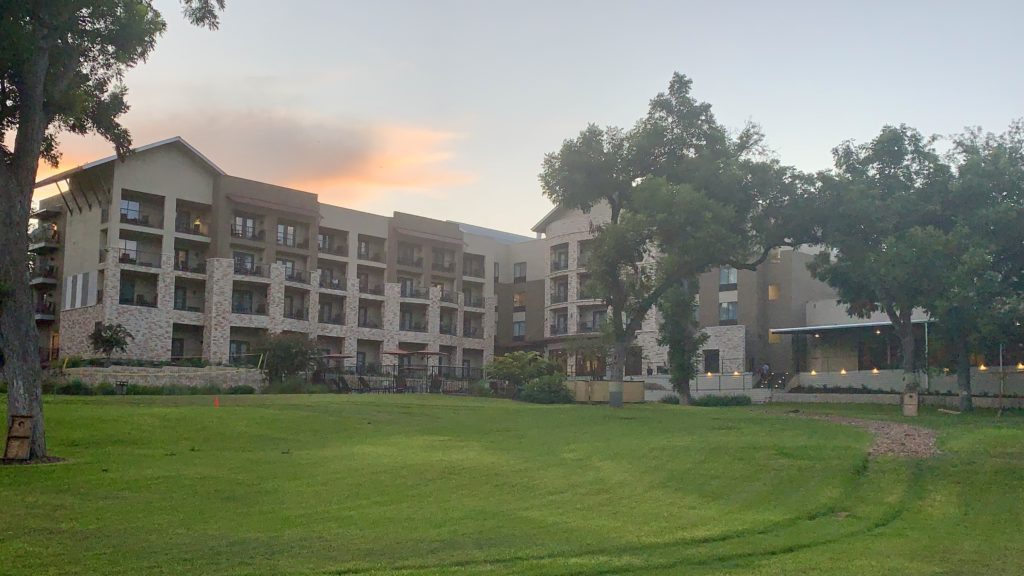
276;258;294;276
719;266;737;287
512;321;526;337
767;284;780;301
277;224;295;245
719;301;738;322
513;262;526;282
703;349;720;374
318;233;329;251
120;199;140;219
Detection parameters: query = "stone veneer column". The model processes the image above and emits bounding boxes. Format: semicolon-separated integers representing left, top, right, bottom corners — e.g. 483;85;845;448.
157;253;175;310
204;257;234;364
382;283;401;354
307;269;322;340
482;294;496;365
268;263;285;334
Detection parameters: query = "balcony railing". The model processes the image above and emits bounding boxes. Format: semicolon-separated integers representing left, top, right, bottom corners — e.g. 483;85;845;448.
120;209;160;228
230;224;263;241
116;248;161;268
233;263;267;277
513;275;527;284
463;325;482;338
34;302;56;316
512;334;526;342
439;323;456;335
360;283;385;296
463;265;485;278
285;270;308;284
319;243;348;257
439;290;457;304
277;233;309;249
463;294;484;308
174;260;206;274
357;317;381;329
319;312;345;325
550;323;569;336
401;285;427;299
232;303;267;315
397;255;423;268
357;248;385;262
28;260;58;280
432;260;456;273
173;301;203;313
120;294;157;308
284;307;308;320
550;290;569;304
578;322;599;333
174;216;206;236
550;257;569;272
320;275;346;291
29;227;60;245
400;320;428;332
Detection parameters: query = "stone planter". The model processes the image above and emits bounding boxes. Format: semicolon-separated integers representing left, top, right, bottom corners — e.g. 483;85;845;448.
902;391;919;417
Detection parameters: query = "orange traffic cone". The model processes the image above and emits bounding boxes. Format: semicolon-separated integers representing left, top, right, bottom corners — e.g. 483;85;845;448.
214;396;220;408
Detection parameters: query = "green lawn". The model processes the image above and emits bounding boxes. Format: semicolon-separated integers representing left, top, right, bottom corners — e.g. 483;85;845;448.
1;395;1022;575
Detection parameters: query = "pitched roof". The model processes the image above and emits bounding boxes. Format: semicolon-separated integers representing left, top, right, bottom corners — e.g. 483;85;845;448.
34;136;225;188
530;205;564;233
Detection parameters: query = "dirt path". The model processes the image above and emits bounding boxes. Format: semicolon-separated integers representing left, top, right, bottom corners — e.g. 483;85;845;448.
794;413;939;458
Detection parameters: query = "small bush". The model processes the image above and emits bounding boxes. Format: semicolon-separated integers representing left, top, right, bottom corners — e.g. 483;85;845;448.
57;379;93;396
467;380;494;398
93;382;117;396
227;384;256;395
658;393;681;404
692;394;752;407
520;374;574;404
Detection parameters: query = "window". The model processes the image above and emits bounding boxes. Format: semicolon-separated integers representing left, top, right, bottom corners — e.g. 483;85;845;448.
276;258;295;276
120;199;140;220
493;262;499;282
171;338;184;360
513;262;527;283
119;277;135;304
719;301;738;324
233;251;255;272
719;266;737;289
768;332;782;344
512;321;526;339
277;223;296;246
358;239;370;259
229;340;250;363
232;290;253;313
317;233;329;251
512;291;527;310
767;283;780;301
173;286;187;310
232;215;256;238
703;349;721;374
118;238;138;261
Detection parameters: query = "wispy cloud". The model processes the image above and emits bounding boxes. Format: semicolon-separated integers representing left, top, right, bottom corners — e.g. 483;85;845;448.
36;108;473;207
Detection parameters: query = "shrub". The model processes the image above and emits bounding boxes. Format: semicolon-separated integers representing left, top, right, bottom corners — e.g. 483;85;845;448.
0;380;6;393
520;374;574;404
485;351;560;393
93;382;117;395
692;394;752;407
658;393;681;405
227;384;256;395
257;334;321;384
467;380;493;397
56;379;93;395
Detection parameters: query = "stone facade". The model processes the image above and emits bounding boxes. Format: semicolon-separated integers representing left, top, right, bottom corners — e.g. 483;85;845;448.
62;365;265;389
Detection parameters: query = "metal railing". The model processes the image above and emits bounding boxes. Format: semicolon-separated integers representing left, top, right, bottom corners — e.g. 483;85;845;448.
173;301;203;313
463;266;485;278
400;320;428;332
397;255;423;268
513;275;527;284
319;243;348;256
284;307;308;320
463;325;482;338
319;275;346;290
550;323;569;336
120;294;157;307
358;249;385;262
174;216;206;236
401;285;428;299
28;259;58;279
231;224;263;241
285;270;308;284
174;260;206;274
551;258;569;272
360;283;385;295
464;294;484;308
120;209;160;228
432;260;456;273
29;227;60;244
439;290;457;304
115;248;161;268
34;302;56;315
550;290;569;304
233;263;267;277
440;323;456;335
232;303;267;315
319;312;345;325
358;317;381;329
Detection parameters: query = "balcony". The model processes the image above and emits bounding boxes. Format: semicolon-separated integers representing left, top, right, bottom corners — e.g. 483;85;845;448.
285;270;309;284
230;224;264;241
578;322;599;333
357;249;385;263
116;248;161;268
400;285;428;299
463;294;484;308
357;317;381;329
400;319;428;332
174;260;206;274
440;323;456;336
28;227;60;252
34;302;56;321
28;260;58;285
319;311;345;325
232;303;267;315
432;260;456;274
174;216;207;236
550;258;569;273
319;243;348;258
462;325;482;339
513;275;527;284
120;294;157;308
439;290;458;304
284;307;308;320
173;301;203;313
360;283;385;296
550;323;569;336
319;275;346;291
464;266;485;278
397;255;423;268
550;290;569;305
277;233;309;250
119;209;161;229
233;263;267;277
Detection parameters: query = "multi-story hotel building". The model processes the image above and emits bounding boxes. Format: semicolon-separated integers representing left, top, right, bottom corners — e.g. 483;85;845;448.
31;136;928;381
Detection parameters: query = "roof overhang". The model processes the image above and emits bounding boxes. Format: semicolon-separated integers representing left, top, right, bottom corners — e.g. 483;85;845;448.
531;205;563;233
770;318;934;335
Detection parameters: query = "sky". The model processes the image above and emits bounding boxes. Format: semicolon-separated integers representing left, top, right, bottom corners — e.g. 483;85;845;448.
36;0;1024;235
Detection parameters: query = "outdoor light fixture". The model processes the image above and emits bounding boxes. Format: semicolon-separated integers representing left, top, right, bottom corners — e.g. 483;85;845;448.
706;371;713;377
875;329;882;335
810;370;817;375
979;364;988;371
814;333;820;338
872;368;879;374
1017;362;1024;371
732;371;740;376
840;368;847;375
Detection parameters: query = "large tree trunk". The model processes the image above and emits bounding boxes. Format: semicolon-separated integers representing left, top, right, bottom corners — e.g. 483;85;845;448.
607;339;629;408
674;377;693;405
1;177;48;459
955;332;973;412
896;320;919;393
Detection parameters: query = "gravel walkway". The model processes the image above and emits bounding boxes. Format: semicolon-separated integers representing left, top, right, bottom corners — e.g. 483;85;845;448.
794;413;939;458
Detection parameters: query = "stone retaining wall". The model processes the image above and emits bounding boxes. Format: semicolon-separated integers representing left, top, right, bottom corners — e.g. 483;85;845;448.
61;366;266;389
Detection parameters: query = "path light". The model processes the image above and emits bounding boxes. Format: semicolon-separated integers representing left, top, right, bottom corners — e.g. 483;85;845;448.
706;371;713;377
814;333;821;338
840;368;847;375
1017;362;1024;371
871;368;879;374
875;329;882;335
979;364;988;371
732;370;740;376
810;370;817;376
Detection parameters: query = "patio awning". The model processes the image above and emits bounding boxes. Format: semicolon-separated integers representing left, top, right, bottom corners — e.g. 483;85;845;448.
770;318;932;335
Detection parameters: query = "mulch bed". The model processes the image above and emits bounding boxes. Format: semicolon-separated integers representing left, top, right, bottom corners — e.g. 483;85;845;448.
792;413;939;458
